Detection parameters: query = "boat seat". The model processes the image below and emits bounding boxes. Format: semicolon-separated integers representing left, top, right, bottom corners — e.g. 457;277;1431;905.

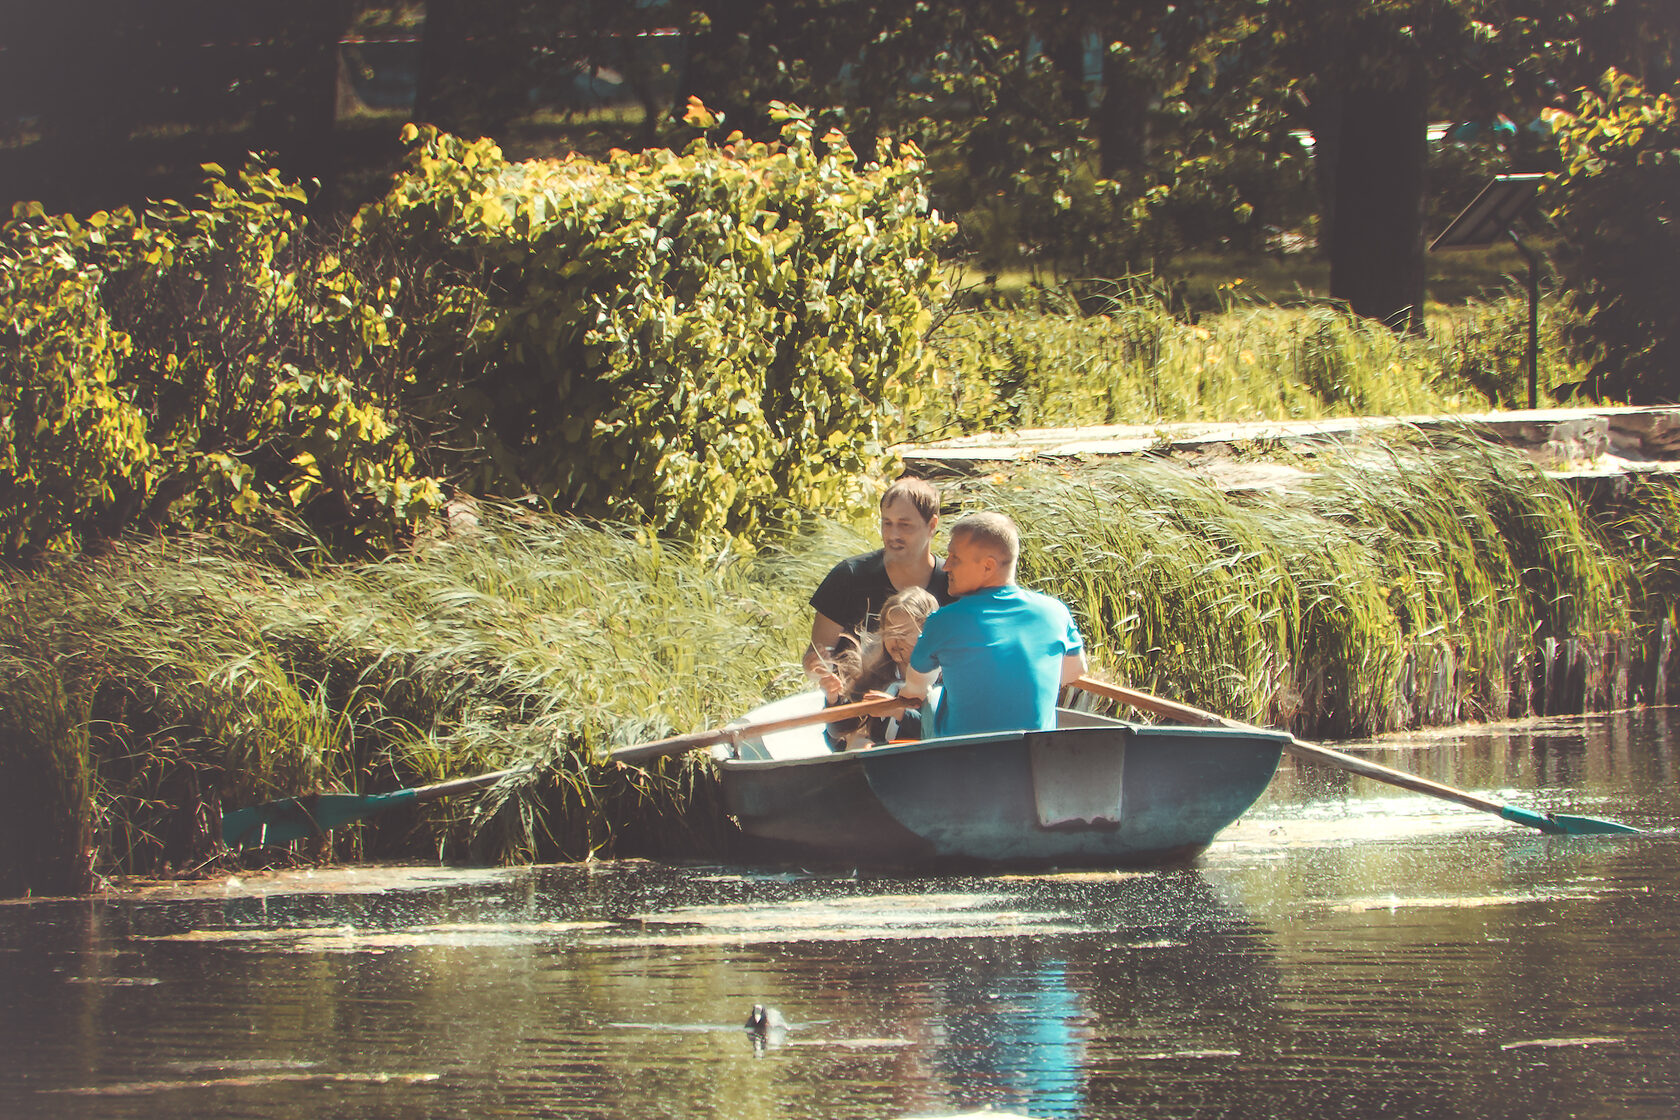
725;690;833;762
1055;706;1129;729
726;687;949;762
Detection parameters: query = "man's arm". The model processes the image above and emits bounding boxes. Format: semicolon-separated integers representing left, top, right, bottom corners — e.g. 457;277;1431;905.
1060;648;1088;686
805;611;846;700
896;664;940;706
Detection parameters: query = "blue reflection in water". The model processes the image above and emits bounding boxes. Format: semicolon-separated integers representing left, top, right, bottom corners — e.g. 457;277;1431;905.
937;961;1086;1116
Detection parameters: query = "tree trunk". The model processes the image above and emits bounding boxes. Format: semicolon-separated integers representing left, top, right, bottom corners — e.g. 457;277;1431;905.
1096;49;1151;177
676;0;758;134
1327;57;1428;333
1048;21;1088;119
415;0;474;133
255;2;352;209
1304;83;1344;253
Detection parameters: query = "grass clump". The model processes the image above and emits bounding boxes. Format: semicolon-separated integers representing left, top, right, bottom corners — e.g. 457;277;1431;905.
0;510;865;882
972;432;1633;737
917;286;1591;440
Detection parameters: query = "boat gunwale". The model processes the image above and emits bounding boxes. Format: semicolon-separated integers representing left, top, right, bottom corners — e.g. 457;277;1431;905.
715;715;1294;770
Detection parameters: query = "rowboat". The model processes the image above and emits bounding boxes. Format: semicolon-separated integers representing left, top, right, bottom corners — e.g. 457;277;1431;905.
712;690;1290;868
224;680;1637;856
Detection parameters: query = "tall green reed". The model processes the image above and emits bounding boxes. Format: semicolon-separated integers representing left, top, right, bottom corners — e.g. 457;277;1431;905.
0;435;1649;887
0;510;861;880
972;431;1631;736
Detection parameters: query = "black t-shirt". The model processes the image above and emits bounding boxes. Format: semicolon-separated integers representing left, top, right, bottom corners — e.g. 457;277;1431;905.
809;549;954;637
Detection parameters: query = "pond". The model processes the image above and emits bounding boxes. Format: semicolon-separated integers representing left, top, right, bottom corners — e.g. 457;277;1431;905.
2;709;1677;1119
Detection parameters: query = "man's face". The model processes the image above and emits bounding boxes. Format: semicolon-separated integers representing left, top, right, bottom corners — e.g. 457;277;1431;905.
880;497;936;561
942;533;997;597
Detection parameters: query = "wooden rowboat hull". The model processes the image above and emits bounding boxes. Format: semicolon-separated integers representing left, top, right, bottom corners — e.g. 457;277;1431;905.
717;708;1287;869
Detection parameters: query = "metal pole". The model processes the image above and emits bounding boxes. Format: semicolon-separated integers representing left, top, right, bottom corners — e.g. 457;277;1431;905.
1507;230;1540;409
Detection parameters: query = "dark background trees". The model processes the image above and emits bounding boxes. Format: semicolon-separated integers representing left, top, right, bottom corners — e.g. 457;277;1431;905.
0;2;356;214
2;1;1675;373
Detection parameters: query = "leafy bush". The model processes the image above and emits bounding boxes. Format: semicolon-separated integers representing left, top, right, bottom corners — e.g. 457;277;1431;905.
110;163;441;549
1545;69;1680;401
2;105;952;559
0;208;153;558
0;163;443;561
359;107;953;544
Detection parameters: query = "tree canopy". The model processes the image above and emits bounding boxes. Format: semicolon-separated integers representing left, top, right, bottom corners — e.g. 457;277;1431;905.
1;1;1675;373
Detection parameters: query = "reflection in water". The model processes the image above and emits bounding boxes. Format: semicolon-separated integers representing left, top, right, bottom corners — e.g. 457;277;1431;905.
933;961;1086;1115
0;709;1676;1119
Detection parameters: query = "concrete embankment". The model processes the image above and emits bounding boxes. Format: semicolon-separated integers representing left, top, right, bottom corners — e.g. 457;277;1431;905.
897;405;1680;505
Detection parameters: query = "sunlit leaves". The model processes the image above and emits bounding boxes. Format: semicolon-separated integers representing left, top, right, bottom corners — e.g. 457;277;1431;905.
1546;69;1680;401
363;117;952;548
0;159;445;560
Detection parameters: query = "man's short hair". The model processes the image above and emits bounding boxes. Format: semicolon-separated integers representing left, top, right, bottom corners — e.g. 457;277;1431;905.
950;511;1019;571
881;477;940;524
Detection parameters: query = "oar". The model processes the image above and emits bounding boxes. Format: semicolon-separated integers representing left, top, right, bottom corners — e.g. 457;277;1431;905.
611;695;904;766
1073;675;1639;836
222;769;521;849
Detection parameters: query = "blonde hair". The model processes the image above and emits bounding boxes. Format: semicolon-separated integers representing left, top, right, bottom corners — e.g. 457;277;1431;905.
879;586;938;649
834;586;940;701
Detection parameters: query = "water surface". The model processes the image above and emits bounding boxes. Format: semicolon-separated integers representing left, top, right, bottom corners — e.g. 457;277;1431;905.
2;709;1676;1119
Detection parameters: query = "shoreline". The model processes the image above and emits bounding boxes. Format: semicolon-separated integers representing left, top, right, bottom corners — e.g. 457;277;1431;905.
898;404;1680;501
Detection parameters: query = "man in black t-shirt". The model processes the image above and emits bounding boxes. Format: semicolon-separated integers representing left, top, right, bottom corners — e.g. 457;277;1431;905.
804;477;954;699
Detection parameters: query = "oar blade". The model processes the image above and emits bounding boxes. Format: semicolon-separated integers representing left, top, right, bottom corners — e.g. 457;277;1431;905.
1498;803;1640;835
1546;812;1642;836
222;790;416;848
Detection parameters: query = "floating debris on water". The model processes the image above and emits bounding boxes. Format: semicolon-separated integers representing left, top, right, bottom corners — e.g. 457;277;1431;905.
64;976;162;986
141;920;615;952
1501;1037;1623;1051
1327;891;1590;913
43;1071;441;1095
994;870;1154;883
603;893;1081;947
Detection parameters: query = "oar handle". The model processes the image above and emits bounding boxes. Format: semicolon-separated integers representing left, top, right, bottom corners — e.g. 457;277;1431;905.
611;696;905;766
1074;676;1236;729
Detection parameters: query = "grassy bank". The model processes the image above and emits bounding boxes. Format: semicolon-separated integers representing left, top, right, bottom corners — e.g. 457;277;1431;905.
3;432;1668;894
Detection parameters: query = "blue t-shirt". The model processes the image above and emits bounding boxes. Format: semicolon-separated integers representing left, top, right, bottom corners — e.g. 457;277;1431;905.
909;585;1084;737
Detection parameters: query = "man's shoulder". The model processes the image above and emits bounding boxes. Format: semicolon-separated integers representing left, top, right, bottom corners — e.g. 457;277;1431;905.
811;549;889;619
1014;584;1067;606
1003;584;1076;620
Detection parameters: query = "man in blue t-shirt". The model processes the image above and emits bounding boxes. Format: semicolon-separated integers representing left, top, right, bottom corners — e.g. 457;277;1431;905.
898;511;1087;737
